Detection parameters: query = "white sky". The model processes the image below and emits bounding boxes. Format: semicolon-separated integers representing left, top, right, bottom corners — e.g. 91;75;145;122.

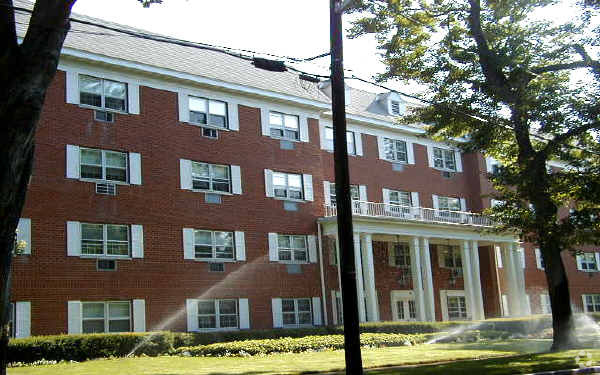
70;0;391;93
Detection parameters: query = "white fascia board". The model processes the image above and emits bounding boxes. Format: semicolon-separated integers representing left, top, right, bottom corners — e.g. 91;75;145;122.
58;47;329;111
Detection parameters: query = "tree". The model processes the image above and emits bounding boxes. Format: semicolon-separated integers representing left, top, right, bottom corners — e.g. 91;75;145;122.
349;0;600;350
0;1;158;372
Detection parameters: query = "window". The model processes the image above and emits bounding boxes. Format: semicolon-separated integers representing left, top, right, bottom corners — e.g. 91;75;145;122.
273;172;303;200
447;296;467;320
191;162;231;193
269;111;300;141
438;196;461;211
335;293;343;325
81;223;129;257
329;183;359;206
584;294;600;313
391;242;410;268
389;190;411;207
194;230;234;260
80;148;128;183
324;127;356;154
79;75;127;112
580;253;599;271
390;100;401;115
383;138;408;162
82;301;131;333
197;299;238;329
433;147;456;171
189;96;228;128
536;249;545;270
396;299;416;320
439;245;462;270
282;298;312;326
278;234;308;262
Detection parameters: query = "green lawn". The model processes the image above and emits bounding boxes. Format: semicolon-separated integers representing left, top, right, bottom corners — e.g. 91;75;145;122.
7;340;570;375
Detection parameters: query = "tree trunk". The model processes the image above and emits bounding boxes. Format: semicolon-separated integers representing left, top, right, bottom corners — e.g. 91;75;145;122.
542;243;579;351
0;1;74;372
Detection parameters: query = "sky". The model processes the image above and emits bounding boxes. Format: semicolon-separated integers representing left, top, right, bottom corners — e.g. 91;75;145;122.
70;0;390;93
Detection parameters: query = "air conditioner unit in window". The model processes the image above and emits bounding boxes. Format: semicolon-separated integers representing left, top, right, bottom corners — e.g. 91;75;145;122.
97;259;117;271
209;262;225;272
441;171;455;179
94;110;114;123
96;182;117;195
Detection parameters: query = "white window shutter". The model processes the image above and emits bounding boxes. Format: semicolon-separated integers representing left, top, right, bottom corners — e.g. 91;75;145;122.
271;298;283;328
129;152;142;185
268;233;279;261
432;195;439;210
323;181;331;206
299;115;309;142
227;101;239;131
127;83;140;114
178;91;189;123
231;165;242;194
235;231;246;261
382;188;390;205
455;150;463;172
131;225;144;258
180;159;193;190
66;71;80;104
407;142;415;164
312;297;322;326
308;235;317;263
260;108;270;136
17;218;31;254
183;228;195;260
303;174;314;201
576;255;583;271
359;185;367;201
67;301;82;334
264;169;274;197
239;298;250;329
427;145;435;168
186;299;198;332
319;124;328;150
460;198;467;212
66;145;80;179
15;301;31;338
132;299;146;332
501;295;509;316
582;295;588;313
535;248;543;269
495;246;503;268
67;221;81;257
596;253;600;270
355;133;364;156
377;136;385;160
410;192;420;207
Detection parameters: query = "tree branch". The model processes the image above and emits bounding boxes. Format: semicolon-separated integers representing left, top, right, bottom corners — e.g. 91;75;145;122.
467;0;513;102
531;60;596;74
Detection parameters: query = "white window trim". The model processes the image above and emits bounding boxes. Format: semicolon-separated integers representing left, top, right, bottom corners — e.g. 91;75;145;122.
427;144;463;172
281;298;313;328
193;229;236;262
178;89;239;131
81;301;132;334
261;107;309;142
196;299;240;331
78;147;130;185
79;223;131;258
190;161;233;195
577;252;600;272
188;95;230;130
276;234;309;264
390;290;417;321
440;290;468;321
66;70;139;115
582;294;600;313
16;218;32;255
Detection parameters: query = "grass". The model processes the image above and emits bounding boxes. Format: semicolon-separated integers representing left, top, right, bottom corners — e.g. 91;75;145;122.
7;339;570;375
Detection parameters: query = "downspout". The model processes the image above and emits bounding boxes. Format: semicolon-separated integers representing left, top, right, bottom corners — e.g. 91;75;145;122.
318;222;328;326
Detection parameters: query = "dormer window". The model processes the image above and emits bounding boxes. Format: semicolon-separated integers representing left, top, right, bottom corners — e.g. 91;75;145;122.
390;100;401;115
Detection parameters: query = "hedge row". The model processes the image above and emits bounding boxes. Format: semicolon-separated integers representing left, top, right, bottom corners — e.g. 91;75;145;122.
174;332;432;357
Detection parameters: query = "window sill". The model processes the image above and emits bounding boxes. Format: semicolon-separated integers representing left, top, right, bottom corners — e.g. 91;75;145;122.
278;261;309;265
273;197;306;203
269;135;302;143
194;258;237;263
186;121;230;131
80;256;132;260
579;269;600;273
78;104;128;115
80;178;130;186
191;190;233;196
432;167;459;173
384;159;408;164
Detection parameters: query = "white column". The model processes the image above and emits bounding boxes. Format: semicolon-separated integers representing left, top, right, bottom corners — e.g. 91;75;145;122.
361;234;378;322
419;237;435;321
501;243;523;316
409;237;426;321
469;241;485;320
460;240;476;320
353;233;366;322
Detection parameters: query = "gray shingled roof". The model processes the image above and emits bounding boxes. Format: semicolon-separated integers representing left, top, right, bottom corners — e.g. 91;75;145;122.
14;0;423;131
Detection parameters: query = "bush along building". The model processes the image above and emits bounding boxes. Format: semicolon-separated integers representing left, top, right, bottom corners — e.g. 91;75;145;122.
9;1;600;338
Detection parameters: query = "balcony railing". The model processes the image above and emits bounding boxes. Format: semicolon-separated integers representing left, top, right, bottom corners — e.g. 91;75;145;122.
324;201;495;227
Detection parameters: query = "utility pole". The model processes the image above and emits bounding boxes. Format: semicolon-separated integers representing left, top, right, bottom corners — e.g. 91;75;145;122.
330;1;364;374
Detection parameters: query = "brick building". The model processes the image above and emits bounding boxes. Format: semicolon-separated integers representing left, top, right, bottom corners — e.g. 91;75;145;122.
8;2;600;338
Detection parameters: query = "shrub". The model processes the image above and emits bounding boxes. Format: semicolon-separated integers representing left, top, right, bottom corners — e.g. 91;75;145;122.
173;332;433;357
